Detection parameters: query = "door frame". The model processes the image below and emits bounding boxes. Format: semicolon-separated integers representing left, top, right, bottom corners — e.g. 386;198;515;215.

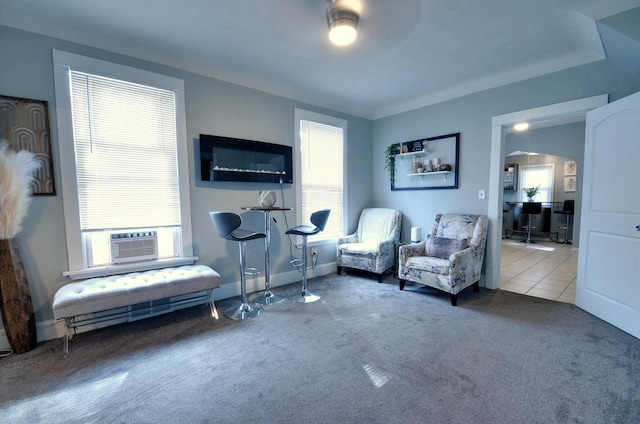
485;94;608;290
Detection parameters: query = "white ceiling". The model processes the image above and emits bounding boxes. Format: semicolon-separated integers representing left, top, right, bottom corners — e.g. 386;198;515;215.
1;0;639;119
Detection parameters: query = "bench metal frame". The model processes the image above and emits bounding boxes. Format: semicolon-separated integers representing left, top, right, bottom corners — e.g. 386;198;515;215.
60;289;218;357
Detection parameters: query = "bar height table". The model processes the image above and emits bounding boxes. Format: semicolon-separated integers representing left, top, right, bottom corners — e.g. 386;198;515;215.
241;206;291;305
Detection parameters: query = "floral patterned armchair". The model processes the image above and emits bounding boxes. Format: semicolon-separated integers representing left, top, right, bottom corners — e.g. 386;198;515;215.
398;214;488;306
337;208;403;282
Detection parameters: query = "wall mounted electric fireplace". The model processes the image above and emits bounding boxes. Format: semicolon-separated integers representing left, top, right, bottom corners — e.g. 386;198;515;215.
200;134;293;183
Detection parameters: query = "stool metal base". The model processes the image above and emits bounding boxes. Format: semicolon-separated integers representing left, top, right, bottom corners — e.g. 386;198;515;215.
289;289;320;303
249;290;286;305
558;225;572;244
522;216;535;243
224;302;264;320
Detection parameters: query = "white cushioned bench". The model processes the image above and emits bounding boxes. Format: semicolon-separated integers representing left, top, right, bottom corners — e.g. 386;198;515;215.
52;265;220;356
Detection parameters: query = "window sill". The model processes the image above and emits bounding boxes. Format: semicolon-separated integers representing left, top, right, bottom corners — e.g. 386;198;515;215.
63;256;199;280
295;237;339;249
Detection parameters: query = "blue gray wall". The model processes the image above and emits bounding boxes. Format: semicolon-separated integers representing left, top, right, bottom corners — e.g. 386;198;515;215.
2;22;640;346
372;61;640;276
0;25;373;346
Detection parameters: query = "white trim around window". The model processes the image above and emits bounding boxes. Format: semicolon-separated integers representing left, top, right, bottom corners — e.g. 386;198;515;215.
52;50;195;278
294;108;347;243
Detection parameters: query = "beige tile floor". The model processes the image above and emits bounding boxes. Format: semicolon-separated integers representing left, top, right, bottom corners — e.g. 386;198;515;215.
500;238;577;304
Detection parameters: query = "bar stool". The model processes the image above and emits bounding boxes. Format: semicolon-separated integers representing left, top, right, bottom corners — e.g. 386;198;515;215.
554;200;574;244
286;209;330;303
209;211;266;320
521;202;542;244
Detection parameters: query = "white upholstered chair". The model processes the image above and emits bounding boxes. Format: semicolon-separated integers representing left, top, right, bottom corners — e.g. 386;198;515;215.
337;208;402;282
398;213;488;306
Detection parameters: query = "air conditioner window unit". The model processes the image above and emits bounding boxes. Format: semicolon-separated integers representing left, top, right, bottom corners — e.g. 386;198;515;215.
110;231;158;264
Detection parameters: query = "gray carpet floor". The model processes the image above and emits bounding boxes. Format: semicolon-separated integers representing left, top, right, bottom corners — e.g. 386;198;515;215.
2;272;640;424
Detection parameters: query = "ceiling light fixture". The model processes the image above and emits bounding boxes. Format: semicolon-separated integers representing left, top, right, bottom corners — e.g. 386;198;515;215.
326;3;359;46
514;122;530;131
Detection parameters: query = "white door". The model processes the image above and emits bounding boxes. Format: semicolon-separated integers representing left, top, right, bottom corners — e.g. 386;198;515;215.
576;90;640;339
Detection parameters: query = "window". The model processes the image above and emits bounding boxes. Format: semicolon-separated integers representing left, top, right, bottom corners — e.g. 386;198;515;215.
520;164;555;202
53;50;194;278
294;109;346;241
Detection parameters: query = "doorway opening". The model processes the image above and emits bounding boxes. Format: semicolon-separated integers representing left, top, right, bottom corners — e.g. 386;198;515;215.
485;95;608;300
499;124;584;302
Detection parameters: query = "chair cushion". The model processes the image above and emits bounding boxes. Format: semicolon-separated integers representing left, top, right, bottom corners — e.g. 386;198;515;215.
338;242;379;256
406;256;450;275
425;236;468;259
432;214;483;248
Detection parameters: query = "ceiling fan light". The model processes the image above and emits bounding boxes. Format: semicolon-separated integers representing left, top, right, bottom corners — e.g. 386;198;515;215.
327;8;359;46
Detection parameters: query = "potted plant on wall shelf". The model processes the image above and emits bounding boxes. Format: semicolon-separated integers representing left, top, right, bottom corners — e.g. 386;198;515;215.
384;144;399;188
0;141;41;354
524;185;540;202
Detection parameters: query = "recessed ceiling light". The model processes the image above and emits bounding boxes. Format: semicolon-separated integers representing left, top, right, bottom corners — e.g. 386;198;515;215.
513;122;530;131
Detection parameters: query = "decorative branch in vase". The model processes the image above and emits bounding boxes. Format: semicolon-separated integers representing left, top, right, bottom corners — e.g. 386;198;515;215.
0;141;41;354
523;185;540;202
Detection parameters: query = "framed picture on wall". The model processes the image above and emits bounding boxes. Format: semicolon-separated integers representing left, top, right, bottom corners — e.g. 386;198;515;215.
564;160;576;176
388;132;460;191
564;176;576;192
0;95;56;195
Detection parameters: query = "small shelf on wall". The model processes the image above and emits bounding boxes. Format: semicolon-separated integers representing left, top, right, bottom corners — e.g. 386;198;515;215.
504;163;517;191
407;170;451;182
397;151;428;158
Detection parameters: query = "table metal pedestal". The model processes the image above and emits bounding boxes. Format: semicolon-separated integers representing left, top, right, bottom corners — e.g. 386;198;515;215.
242;206;291;305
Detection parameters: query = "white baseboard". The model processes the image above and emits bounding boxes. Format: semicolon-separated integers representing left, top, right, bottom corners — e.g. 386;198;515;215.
0;329;10;351
0;262;338;350
212;262;336;301
0;318;63;352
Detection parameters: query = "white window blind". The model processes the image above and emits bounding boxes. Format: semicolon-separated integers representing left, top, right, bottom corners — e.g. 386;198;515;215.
520;165;554;202
298;119;344;239
70;71;181;231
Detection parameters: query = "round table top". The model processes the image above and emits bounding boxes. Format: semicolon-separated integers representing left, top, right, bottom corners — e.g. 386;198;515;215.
241;206;292;211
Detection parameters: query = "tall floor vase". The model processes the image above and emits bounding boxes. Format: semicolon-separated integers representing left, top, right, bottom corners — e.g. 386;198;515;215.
0;238;37;353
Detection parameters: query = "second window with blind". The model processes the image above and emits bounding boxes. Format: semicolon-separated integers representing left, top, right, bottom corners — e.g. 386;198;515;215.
520;164;555;202
294;109;346;241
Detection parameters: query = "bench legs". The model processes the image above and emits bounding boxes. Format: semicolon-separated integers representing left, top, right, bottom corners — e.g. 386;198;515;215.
61;290;220;357
207;289;219;319
63;318;75;358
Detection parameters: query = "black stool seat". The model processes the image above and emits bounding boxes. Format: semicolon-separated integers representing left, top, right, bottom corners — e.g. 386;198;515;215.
211;212;266;242
210;211;266;320
225;228;267;242
521;202;542;244
554;200;574;244
286;209;330;303
286;224;321;237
